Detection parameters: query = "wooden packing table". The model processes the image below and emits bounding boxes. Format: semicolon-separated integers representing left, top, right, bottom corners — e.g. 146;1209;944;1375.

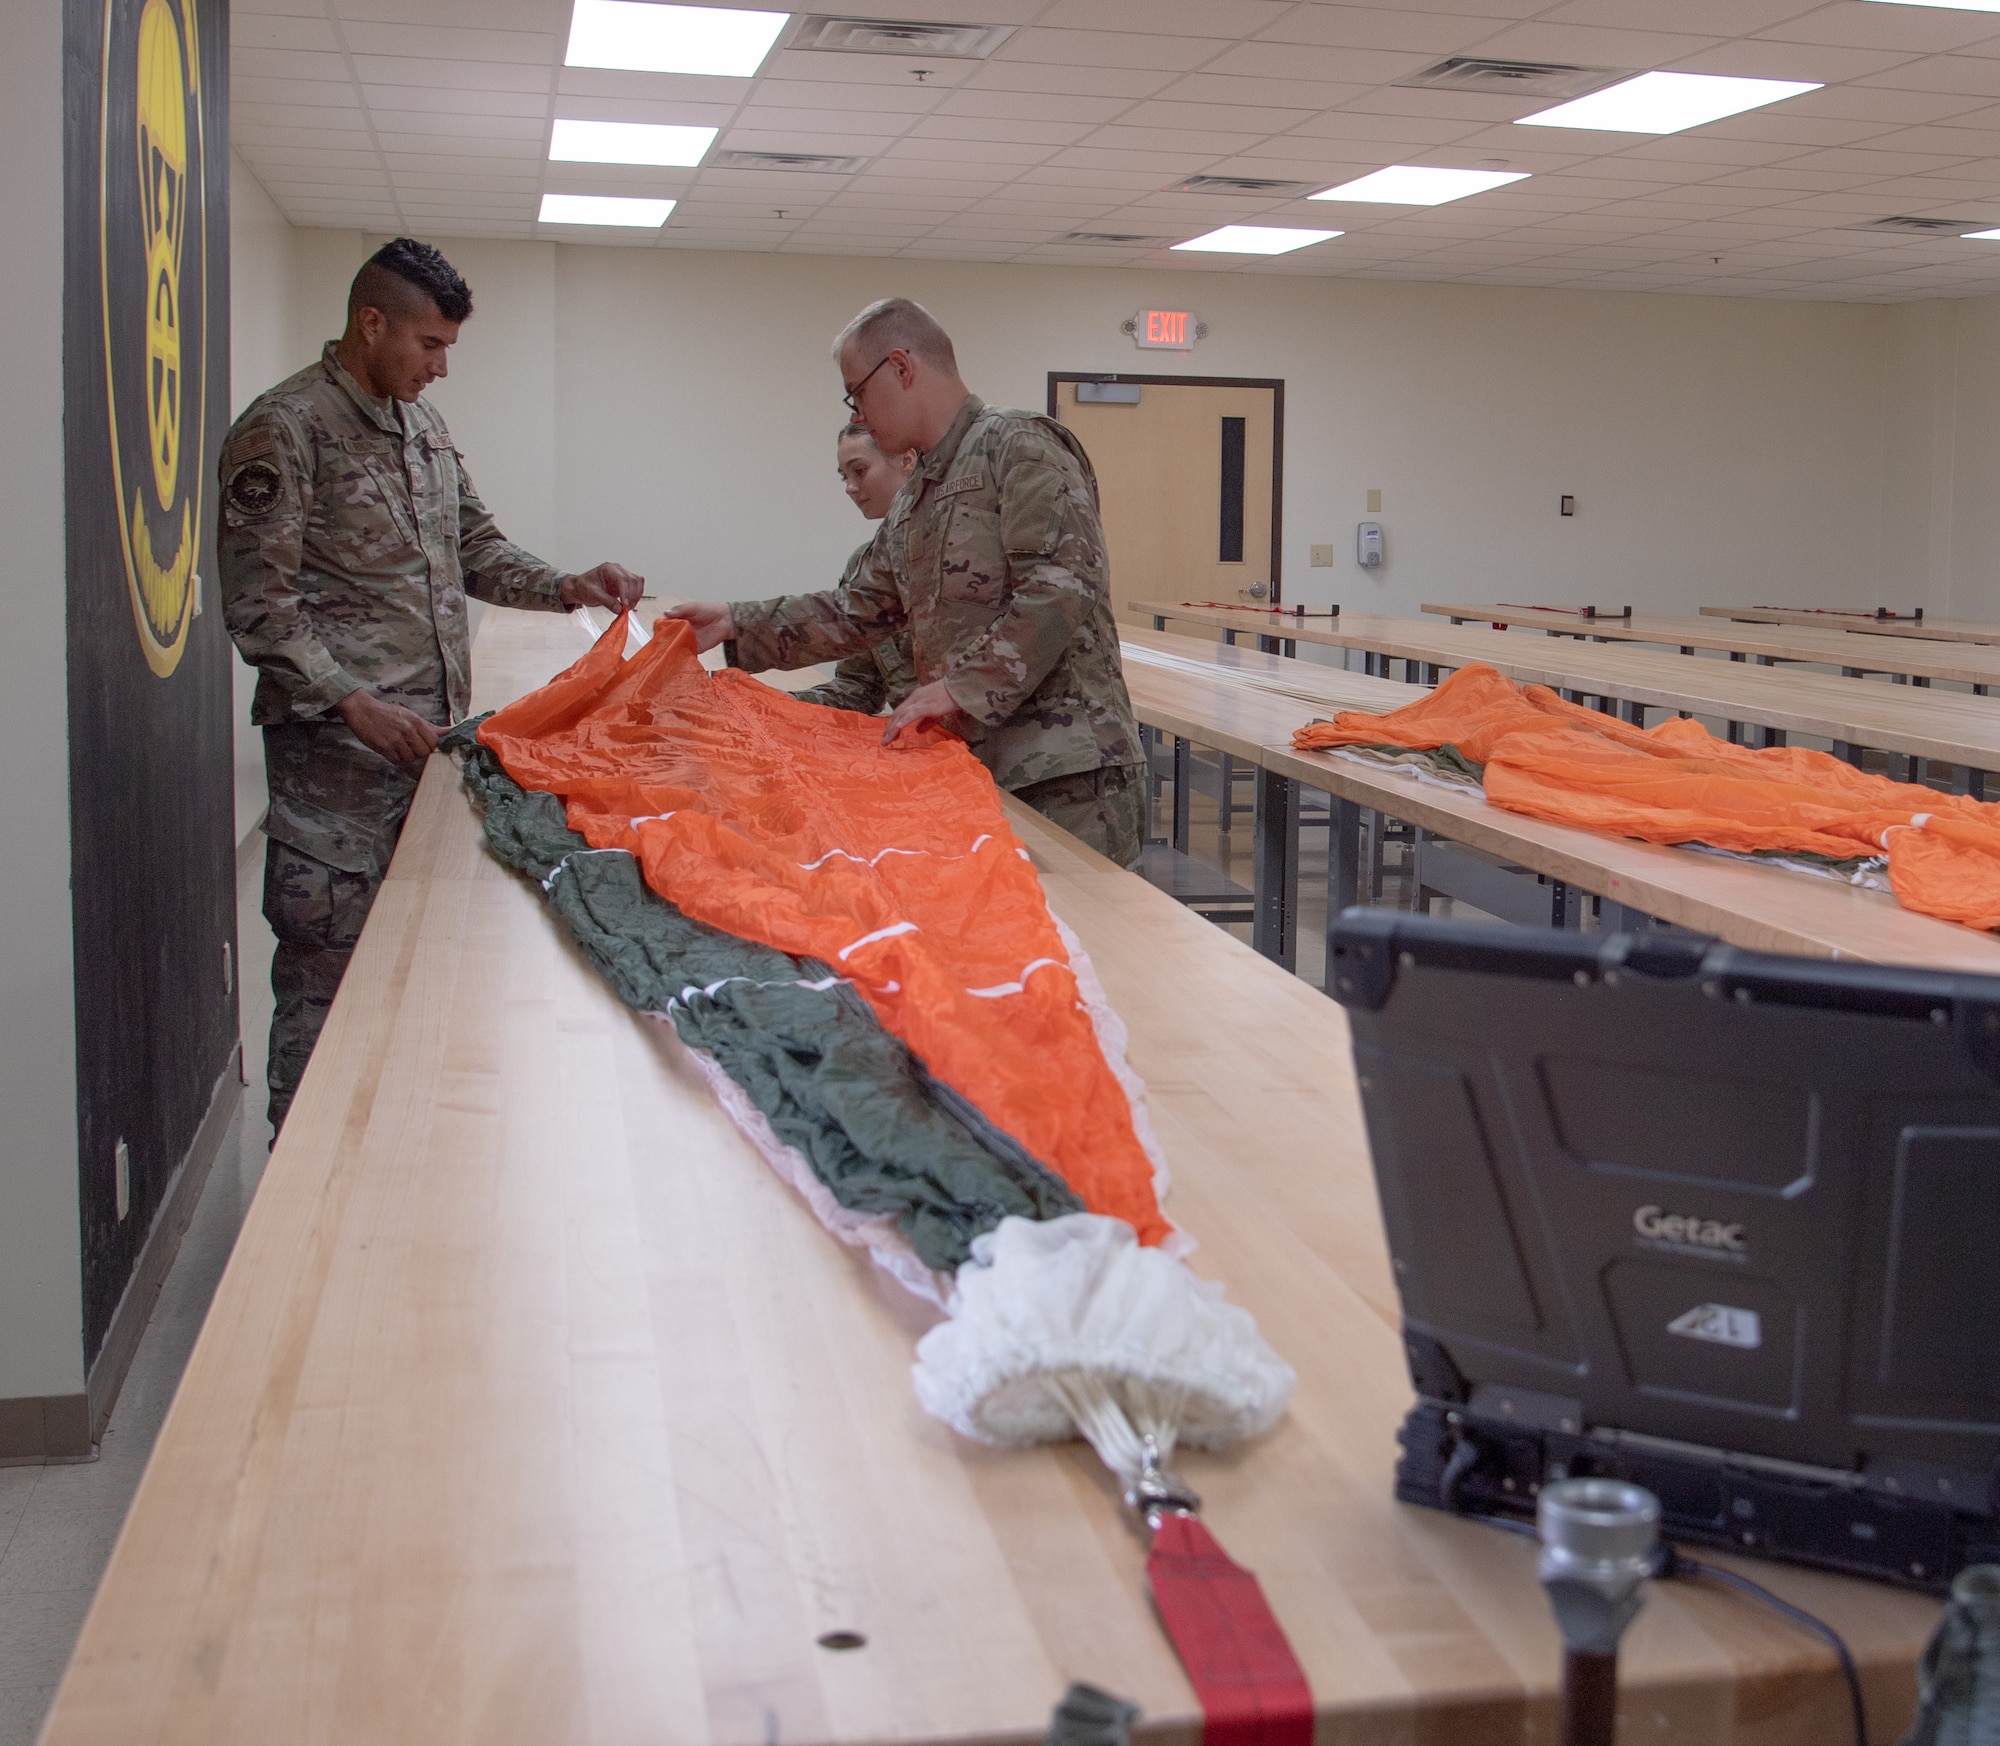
1421;602;2000;691
1117;632;2000;978
1127;600;2000;785
1702;605;2000;646
40;606;1940;1746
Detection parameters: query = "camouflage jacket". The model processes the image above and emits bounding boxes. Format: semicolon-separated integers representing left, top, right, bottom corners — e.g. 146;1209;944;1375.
217;342;568;731
730;396;1142;791
791;535;916;715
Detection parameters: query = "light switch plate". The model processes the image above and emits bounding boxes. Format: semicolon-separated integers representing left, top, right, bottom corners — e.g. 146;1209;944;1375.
1366;488;1382;513
1309;544;1335;567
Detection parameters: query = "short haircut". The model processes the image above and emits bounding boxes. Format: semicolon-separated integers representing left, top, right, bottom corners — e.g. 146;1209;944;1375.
348;237;473;326
832;296;957;372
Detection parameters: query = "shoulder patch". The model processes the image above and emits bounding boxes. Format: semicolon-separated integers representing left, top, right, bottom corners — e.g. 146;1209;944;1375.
225;458;286;522
225;427;277;464
935;470;985;501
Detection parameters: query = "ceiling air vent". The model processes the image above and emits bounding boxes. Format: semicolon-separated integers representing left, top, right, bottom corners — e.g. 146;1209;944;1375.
1395;57;1626;99
789;16;1015;57
1172;175;1317;197
1845;215;1986;235
1059;231;1173;246
711;149;867;174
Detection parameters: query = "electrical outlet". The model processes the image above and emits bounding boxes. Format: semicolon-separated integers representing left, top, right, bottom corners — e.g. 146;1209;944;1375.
1309;544;1335;567
115;1138;130;1222
1366;488;1382;513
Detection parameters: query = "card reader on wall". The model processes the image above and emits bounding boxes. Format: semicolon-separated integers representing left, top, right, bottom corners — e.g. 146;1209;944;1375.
1357;521;1384;569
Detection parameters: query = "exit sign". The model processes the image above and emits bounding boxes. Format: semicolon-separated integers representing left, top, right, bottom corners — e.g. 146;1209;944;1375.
1125;308;1204;350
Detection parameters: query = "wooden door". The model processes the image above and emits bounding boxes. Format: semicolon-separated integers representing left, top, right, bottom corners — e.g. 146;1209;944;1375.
1053;376;1282;638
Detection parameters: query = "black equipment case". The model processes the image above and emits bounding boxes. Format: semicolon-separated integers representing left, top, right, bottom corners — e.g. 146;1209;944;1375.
1328;909;2000;1593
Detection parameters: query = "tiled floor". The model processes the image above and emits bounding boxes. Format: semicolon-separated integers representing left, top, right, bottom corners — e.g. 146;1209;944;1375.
0;838;277;1746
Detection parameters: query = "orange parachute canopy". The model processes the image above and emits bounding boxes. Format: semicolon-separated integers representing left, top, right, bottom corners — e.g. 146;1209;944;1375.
1293;661;2000;932
479;612;1170;1245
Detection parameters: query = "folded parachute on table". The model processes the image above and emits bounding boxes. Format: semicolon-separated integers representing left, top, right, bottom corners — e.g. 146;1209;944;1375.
449;612;1305;1738
1294;660;2000;932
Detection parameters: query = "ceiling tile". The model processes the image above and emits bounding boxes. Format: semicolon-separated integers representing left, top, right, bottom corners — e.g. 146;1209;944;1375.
961;61;1179;99
337;21;555;62
905;113;1095;145
994;29;1221;73
1034;0;1293;37
933;88;1133;124
1757;3;2000;54
1252;6;1505;53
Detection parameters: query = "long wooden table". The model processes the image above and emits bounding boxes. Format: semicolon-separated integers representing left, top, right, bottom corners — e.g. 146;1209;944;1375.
1421;601;2000;690
1128;601;2000;783
39;606;1941;1745
1703;604;2000;646
1118;632;2000;977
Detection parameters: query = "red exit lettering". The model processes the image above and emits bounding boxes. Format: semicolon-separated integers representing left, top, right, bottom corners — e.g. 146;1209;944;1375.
1133;309;1197;349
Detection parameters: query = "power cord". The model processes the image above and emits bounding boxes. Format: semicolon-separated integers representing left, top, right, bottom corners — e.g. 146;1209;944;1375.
1659;1547;1867;1746
1440;1492;1867;1746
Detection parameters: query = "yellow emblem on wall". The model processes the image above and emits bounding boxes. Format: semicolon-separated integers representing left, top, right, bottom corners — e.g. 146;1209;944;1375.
101;0;207;679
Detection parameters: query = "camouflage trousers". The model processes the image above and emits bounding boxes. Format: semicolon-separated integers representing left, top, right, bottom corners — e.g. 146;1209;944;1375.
262;836;394;1132
1012;763;1145;870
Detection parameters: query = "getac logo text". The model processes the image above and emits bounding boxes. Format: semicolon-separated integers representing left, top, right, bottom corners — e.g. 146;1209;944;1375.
1634;1205;1746;1253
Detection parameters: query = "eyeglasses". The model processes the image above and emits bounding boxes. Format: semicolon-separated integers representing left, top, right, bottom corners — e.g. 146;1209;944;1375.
842;353;892;415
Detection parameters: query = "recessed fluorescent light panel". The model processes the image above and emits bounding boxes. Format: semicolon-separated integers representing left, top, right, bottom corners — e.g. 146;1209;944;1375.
1310;166;1529;205
1518;70;1821;134
550;119;717;166
1964;227;2000;239
539;193;676;226
565;0;789;76
1864;0;2000;10
1173;225;1341;256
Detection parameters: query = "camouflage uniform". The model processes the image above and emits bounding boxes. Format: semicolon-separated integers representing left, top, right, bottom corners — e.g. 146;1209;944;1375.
219;342;571;1129
792;535;917;715
730;396;1145;866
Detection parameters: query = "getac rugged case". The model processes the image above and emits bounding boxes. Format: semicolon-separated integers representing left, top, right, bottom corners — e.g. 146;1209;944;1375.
1329;908;2000;1592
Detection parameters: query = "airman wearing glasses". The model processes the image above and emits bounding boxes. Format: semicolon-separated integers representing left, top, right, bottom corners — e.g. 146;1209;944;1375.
663;297;1145;869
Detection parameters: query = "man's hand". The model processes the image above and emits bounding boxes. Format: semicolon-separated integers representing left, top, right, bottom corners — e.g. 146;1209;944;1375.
337;688;442;767
562;563;646;612
657;600;738;653
882;677;970;746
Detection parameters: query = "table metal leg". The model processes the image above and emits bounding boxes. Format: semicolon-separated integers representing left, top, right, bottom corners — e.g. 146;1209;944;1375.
1831;740;1863;767
1971;770;1990;802
1257;634;1278;654
1153;614;1165;631
1754;725;1786;749
1171;736;1191;852
1620;700;1646;727
1253;769;1299;970
1224;628;1238;647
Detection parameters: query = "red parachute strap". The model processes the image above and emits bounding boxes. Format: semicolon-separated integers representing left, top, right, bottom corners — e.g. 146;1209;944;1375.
1146;1513;1312;1746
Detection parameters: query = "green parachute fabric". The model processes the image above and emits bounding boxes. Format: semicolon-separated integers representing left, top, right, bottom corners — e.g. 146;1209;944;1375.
445;721;1084;1273
473;612;1171;1246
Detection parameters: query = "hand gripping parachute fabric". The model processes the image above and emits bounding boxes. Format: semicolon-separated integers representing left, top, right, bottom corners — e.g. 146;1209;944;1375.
462;614;1303;1725
1293;662;2000;932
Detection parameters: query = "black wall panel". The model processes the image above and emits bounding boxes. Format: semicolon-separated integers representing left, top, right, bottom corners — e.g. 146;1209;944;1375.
63;0;235;1364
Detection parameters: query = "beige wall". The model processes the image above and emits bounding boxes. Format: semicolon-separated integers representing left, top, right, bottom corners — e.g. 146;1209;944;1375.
0;0;82;1400
1881;296;2000;625
227;155;302;846
258;231;1907;626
